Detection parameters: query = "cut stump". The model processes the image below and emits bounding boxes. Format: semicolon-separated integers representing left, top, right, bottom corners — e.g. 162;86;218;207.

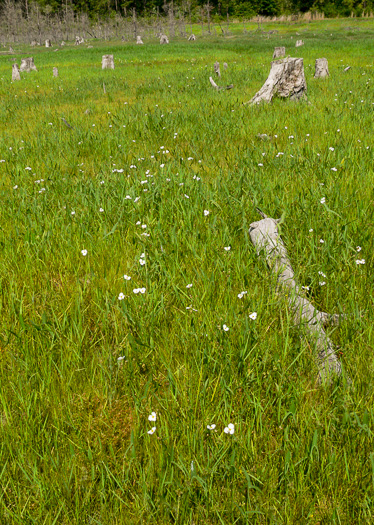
188;34;196;41
136;36;144;44
12;63;21;81
45;39;52;48
160;34;169;44
102;55;114;70
249;213;346;385
20;57;37;72
314;58;329;78
246;57;307;105
53;67;58;77
75;36;84;45
273;46;285;59
295;39;304;47
214;61;221;78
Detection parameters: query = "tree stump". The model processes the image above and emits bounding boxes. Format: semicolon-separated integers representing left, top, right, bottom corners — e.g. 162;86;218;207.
45;39;52;48
273;46;285;58
314;58;329;78
75;36;84;45
20;57;37;73
295;39;304;47
136;36;144;44
160;34;169;44
188;34;196;41
12;63;21;81
60;41;65;46
102;55;114;69
214;61;221;78
53;67;58;77
30;40;38;47
246;57;307;105
223;62;228;70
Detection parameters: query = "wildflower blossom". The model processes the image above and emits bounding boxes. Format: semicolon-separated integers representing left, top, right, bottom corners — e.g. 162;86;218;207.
148;412;157;422
207;424;216;430
222;324;229;332
356;259;365;265
224;423;235;435
147;427;156;435
81;249;87;256
124;274;131;280
320;197;325;204
204;210;210;216
249;312;257;320
186;283;193;289
118;293;125;300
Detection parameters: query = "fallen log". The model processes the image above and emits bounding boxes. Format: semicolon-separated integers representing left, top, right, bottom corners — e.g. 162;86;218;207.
249;210;346;385
209;77;234;91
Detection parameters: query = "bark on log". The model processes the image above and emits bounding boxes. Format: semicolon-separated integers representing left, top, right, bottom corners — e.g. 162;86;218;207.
20;57;37;72
295;39;304;47
45;39;52;48
102;55;114;70
273;46;285;58
12;63;21;81
136;35;144;44
53;67;58;77
246;57;307;105
214;61;221;78
314;58;329;78
188;34;196;41
160;34;169;44
249;214;345;384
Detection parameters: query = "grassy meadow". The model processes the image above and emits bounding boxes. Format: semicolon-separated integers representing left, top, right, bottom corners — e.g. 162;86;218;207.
0;18;374;523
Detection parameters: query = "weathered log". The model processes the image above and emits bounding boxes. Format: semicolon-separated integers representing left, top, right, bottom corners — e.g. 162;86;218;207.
136;35;144;44
273;46;285;58
12;63;21;81
102;55;114;70
160;34;169;44
295;39;304;47
53;67;58;77
45;39;52;48
188;34;196;41
249;212;346;384
314;58;329;78
344;66;351;72
20;57;37;72
209;77;233;91
246;57;307;105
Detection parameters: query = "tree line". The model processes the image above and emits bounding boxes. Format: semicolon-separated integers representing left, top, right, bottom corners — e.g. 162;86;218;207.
0;0;373;20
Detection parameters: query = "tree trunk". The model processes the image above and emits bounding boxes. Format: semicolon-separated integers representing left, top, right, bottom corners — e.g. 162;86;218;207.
12;63;21;81
314;58;329;78
273;46;285;58
246;57;307;105
20;57;37;72
102;54;114;69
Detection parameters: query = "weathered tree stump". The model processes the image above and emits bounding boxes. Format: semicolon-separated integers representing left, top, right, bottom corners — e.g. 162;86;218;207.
75;36;84;45
12;63;21;81
20;57;37;73
314;58;329;78
273;46;285;58
53;67;58;77
160;34;169;44
214;61;221;78
246;57;307;105
9;47;14;53
188;34;196;41
136;35;144;44
30;40;38;46
223;62;228;70
249;211;347;385
60;41;65;46
295;39;304;47
102;55;114;70
45;39;52;48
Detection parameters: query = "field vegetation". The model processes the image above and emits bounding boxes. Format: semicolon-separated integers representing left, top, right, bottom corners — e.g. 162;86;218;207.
0;18;374;523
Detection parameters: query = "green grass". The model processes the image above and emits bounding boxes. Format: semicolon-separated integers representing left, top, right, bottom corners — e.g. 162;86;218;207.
0;19;374;523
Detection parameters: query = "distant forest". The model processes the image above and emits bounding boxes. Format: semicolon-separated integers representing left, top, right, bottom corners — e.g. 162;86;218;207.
0;0;373;19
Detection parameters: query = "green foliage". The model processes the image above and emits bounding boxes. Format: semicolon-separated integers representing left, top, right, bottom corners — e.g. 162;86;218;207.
0;19;374;522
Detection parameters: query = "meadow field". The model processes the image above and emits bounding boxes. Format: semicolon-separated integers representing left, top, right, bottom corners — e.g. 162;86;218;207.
0;18;373;523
